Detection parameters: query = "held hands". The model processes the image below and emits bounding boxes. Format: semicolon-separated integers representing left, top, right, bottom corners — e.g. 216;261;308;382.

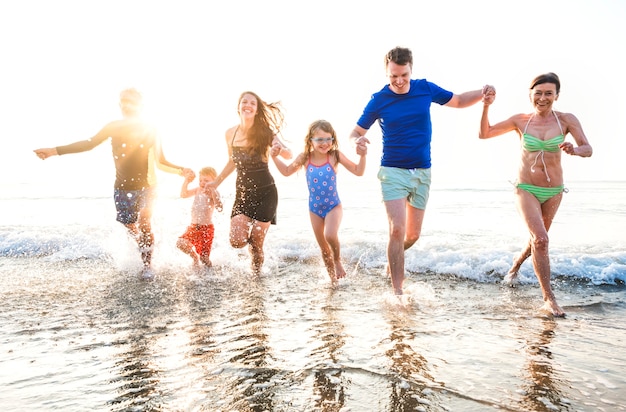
482;84;496;105
354;136;369;156
270;141;282;157
356;141;368;156
182;168;196;181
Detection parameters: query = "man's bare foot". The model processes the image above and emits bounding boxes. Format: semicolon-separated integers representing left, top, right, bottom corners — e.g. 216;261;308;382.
540;299;565;317
502;270;519;287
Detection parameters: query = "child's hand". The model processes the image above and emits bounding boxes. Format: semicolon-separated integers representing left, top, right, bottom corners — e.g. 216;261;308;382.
356;143;368;156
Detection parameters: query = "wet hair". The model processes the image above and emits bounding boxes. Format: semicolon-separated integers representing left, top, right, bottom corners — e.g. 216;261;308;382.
304;119;340;164
199;167;217;178
529;72;560;94
385;47;413;68
238;91;285;157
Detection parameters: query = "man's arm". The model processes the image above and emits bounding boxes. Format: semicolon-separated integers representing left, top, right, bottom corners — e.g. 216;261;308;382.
34;124;112;159
446;85;495;109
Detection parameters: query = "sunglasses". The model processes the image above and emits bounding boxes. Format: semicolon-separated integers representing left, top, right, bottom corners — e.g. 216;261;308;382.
310;137;334;143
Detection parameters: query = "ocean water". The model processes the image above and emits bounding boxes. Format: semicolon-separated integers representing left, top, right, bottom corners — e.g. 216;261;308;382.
1;175;625;411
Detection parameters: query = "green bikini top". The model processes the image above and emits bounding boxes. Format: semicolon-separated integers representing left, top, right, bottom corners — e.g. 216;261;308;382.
522;134;564;152
522;111;564;183
522;111;564;152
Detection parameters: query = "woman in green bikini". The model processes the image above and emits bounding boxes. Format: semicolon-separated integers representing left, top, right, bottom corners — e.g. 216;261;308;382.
479;73;592;317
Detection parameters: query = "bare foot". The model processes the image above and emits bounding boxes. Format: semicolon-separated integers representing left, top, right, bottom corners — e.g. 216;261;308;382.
502;270;519;287
334;261;346;279
140;266;155;281
540;300;566;317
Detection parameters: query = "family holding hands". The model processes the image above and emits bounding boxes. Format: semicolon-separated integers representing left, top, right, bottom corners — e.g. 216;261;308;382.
33;46;592;317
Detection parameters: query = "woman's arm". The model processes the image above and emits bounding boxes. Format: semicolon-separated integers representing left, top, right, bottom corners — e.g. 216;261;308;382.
271;135;293;160
559;112;592;157
272;152;306;176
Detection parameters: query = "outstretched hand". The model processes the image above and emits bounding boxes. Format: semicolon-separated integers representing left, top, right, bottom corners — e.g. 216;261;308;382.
34;148;57;160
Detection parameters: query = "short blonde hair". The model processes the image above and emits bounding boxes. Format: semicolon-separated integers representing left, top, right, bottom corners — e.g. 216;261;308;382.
199;167;217;178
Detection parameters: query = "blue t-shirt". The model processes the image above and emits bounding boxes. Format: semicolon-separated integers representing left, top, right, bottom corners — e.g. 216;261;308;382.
357;79;453;169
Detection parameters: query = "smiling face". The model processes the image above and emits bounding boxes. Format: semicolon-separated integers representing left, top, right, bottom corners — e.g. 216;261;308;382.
310;130;337;156
386;61;412;94
530;82;559;113
238;93;258;121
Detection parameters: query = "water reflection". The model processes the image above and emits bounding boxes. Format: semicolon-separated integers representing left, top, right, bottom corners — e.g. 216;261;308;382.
516;318;569;412
384;312;442;411
310;291;346;411
222;276;278;411
105;280;170;411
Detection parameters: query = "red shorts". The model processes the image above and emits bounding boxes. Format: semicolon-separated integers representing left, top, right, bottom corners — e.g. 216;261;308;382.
179;224;215;257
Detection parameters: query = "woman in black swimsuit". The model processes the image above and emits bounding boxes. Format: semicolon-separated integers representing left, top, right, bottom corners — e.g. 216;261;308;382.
212;91;292;274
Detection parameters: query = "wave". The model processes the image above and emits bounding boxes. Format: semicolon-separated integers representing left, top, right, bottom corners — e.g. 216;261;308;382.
2;227;624;286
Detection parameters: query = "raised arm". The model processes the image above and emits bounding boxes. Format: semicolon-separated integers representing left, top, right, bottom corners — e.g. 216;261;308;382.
179;172;198;198
338;145;367;176
478;89;520;140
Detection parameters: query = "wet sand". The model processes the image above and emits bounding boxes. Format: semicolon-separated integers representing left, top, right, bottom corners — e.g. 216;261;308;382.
1;257;625;411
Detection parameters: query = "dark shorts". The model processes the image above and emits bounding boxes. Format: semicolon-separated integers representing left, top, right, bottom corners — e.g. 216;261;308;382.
180;224;215;257
114;187;155;225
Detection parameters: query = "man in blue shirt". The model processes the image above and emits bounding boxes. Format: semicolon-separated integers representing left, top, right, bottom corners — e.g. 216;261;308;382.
350;46;493;296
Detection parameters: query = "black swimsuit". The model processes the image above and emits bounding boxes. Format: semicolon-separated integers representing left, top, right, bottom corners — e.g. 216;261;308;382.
230;131;278;224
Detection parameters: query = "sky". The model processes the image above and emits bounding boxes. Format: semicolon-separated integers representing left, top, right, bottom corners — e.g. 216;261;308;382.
1;0;625;193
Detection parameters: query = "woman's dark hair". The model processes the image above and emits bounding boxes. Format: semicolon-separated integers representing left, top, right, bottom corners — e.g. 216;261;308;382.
238;91;285;157
530;72;560;94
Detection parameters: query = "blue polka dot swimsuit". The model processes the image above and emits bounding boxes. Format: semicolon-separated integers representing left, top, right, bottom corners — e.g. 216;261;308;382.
306;154;341;218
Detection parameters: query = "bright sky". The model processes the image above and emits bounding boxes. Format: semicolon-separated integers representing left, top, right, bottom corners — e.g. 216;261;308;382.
2;0;625;193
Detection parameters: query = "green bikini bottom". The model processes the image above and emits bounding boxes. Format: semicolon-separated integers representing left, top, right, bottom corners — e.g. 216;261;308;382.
516;183;565;204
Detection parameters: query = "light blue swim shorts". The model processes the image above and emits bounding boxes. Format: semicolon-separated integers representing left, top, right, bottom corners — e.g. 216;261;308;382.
377;166;431;210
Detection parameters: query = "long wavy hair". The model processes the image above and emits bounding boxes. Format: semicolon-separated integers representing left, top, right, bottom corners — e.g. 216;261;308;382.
238;91;285;157
304;120;340;164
